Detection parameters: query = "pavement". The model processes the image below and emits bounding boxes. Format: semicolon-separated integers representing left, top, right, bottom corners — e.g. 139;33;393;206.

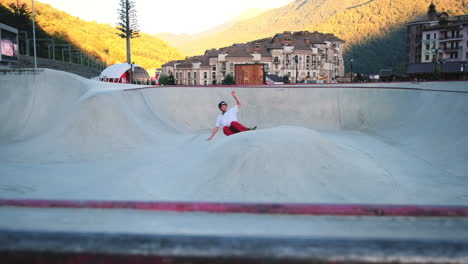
1;69;468;262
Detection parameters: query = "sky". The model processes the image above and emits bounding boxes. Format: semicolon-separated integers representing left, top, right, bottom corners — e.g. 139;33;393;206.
37;0;293;35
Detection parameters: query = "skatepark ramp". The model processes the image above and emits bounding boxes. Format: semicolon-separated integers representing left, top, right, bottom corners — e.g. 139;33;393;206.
1;69;468;263
1;68;467;204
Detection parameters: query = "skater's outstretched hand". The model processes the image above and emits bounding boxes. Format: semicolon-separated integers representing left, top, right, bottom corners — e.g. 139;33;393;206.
232;91;241;108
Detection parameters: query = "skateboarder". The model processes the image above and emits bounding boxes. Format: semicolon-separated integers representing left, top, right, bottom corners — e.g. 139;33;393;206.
207;91;256;140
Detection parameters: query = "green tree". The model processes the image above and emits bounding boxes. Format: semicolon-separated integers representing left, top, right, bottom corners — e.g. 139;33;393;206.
282;75;290;84
159;73;176;85
167;72;176;85
158;74;169;85
117;0;140;65
8;2;31;31
222;73;235;85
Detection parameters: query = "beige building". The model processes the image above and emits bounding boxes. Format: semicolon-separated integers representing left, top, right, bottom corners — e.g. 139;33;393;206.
407;3;448;65
162;31;345;85
423;18;468;63
407;3;468;79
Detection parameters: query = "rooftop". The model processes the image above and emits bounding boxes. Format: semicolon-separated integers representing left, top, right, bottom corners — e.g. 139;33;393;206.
170;31;345;67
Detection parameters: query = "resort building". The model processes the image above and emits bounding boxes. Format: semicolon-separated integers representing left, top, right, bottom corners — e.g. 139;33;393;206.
162;31;345;85
407;3;468;79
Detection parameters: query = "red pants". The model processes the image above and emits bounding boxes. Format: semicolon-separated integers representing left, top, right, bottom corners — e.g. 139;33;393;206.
223;121;248;136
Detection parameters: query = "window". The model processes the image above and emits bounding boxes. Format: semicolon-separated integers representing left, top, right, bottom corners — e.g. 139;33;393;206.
194;72;197;79
425;55;430;61
204;72;207;79
426;33;430;40
204;80;208;85
426;44;430;50
306;56;310;63
434;33;436;39
188;72;191;79
212;66;216;71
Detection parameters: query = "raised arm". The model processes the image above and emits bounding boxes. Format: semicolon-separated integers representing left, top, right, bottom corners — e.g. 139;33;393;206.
232;91;241;108
207;126;219;141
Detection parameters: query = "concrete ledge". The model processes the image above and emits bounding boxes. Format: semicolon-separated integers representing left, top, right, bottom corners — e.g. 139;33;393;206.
1;230;468;263
2;199;468;217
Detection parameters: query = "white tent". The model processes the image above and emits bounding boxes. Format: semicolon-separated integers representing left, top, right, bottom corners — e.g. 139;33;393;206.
99;63;150;83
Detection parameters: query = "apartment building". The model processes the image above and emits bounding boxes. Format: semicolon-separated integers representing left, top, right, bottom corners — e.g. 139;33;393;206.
422;18;468;63
407;3;448;65
162;31;345;85
407;3;468;79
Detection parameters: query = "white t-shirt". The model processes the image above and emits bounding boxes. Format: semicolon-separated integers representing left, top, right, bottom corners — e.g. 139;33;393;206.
216;106;238;127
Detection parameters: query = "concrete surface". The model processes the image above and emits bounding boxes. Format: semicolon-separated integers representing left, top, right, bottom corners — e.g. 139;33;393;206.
0;69;467;205
0;207;468;262
1;69;468;262
1;207;468;240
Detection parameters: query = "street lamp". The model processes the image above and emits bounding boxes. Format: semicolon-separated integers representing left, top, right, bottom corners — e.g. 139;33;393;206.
294;55;302;83
130;61;134;84
462;63;468;81
350;58;354;83
31;0;37;68
432;47;442;79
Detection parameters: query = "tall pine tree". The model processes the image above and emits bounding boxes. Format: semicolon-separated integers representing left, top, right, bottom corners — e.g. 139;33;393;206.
117;0;140;66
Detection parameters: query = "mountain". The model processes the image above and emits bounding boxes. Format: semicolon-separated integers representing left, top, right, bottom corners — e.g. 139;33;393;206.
156;7;268;56
0;0;184;71
161;0;467;73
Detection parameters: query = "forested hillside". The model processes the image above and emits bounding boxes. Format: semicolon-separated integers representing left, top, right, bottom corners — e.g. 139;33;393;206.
0;0;184;71
164;0;467;73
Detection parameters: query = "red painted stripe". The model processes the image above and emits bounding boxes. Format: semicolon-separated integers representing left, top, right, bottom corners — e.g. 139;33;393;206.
1;199;468;217
123;84;468;94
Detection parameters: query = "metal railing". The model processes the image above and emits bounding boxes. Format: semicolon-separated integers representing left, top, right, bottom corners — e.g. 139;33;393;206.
16;36;105;71
439;34;463;40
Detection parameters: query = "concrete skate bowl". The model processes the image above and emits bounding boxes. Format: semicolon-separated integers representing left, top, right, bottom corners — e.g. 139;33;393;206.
1;69;468;205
